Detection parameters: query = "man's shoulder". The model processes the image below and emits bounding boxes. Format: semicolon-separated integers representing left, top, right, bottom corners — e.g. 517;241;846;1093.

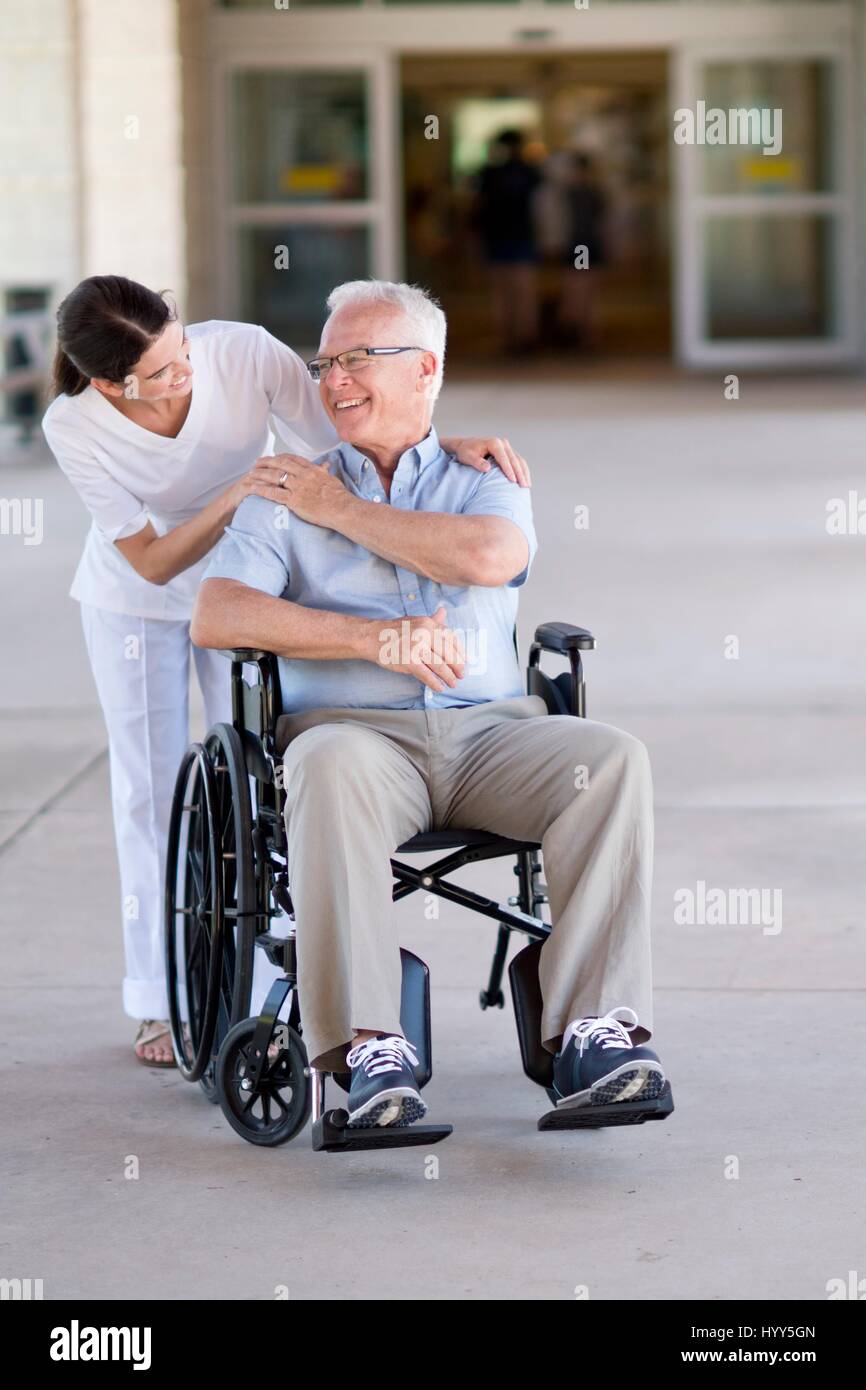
310;447;345;473
231;492;289;534
427;452;516;499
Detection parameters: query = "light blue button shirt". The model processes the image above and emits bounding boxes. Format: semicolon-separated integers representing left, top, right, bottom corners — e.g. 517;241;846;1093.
203;426;537;713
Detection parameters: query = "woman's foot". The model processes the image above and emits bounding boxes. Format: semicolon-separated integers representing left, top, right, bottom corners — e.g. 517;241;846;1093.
134;1019;176;1068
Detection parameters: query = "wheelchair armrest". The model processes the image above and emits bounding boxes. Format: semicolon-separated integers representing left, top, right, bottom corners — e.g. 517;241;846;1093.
533;622;596;653
219;650;283;757
219;647;276;663
528;623;595;717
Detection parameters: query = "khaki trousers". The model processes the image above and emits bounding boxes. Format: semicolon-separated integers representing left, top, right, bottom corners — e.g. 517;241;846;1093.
276;696;654;1071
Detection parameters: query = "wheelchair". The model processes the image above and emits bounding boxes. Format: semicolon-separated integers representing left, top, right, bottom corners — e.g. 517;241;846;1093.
164;621;673;1152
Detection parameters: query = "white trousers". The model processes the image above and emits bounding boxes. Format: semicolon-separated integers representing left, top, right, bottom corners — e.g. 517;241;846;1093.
80;603;234;1020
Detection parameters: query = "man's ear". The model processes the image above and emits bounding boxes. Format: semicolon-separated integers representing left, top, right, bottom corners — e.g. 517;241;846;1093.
416;350;438;396
90;378;126;398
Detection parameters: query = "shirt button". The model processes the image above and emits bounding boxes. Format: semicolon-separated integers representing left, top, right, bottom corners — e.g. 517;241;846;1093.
407;592;416;601
373;496;381;503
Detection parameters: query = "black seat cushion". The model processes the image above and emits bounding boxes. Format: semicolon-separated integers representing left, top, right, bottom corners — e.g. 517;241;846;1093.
396;829;541;854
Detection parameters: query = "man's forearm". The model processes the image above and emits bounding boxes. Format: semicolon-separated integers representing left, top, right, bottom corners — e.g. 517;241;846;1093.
329;493;525;586
192;579;372;661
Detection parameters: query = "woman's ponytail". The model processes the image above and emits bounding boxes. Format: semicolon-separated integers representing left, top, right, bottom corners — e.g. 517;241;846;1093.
52;344;89;398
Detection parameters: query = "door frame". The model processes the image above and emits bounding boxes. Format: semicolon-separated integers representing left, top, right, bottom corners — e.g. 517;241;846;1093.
671;37;859;367
208;3;860;366
211;45;400;325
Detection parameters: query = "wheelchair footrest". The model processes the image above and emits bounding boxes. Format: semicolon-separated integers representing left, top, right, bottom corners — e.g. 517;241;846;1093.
311;1109;453;1153
538;1082;674;1131
254;931;294;971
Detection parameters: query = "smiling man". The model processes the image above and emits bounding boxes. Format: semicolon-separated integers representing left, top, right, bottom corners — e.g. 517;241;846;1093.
192;279;667;1131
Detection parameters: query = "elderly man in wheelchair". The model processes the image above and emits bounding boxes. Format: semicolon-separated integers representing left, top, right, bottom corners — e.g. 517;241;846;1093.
178;278;673;1152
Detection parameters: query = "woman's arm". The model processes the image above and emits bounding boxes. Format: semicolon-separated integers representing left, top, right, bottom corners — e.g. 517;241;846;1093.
44;413;285;588
114;460;286;586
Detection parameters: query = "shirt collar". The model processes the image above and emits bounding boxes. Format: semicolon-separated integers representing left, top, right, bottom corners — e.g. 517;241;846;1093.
337;425;441;487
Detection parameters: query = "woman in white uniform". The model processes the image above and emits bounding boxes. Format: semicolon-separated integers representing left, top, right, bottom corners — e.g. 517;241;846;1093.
42;275;529;1067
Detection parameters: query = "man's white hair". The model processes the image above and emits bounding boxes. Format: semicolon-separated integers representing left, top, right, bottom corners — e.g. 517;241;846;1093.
324;279;447;402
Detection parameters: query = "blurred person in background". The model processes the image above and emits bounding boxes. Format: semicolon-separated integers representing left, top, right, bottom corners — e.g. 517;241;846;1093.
41;274;530;1069
476;129;541;355
558;152;609;350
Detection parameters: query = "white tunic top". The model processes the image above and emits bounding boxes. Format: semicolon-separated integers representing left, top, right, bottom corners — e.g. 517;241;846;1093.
42;320;338;620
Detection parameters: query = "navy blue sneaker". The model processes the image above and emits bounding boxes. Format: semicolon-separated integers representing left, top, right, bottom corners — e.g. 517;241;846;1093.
345;1033;428;1128
552;1007;666;1109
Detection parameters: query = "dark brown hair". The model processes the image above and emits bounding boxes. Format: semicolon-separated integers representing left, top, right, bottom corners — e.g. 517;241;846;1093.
52;275;176;397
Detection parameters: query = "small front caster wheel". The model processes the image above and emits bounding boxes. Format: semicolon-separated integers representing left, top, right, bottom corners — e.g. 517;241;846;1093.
216;1018;310;1147
479;989;505;1010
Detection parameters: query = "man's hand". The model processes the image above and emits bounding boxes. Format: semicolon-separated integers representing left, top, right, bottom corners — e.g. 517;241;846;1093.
359;605;465;693
253;454;351;527
441;435;532;487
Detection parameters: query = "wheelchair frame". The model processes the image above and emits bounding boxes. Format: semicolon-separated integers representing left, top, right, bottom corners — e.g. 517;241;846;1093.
165;620;673;1149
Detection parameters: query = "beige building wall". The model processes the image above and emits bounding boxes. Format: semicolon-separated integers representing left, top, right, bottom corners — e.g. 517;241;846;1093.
0;0;80;302
177;0;216;325
0;0;188;313
77;0;186;305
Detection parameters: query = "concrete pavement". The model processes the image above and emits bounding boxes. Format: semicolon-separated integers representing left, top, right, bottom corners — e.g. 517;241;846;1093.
1;369;864;1299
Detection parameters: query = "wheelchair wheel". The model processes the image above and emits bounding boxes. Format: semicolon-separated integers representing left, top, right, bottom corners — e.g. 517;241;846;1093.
216;1019;310;1147
199;724;256;1100
165;725;255;1085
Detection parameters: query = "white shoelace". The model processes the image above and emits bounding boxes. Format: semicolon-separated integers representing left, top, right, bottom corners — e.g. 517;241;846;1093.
345;1034;420;1078
563;1006;640;1057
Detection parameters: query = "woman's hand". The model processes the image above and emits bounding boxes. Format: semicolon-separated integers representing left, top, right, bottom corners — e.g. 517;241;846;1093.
442;435;531;487
225;454;343;522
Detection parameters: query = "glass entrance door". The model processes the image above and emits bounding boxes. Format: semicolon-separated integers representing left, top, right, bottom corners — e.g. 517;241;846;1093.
673;44;856;367
219;51;396;354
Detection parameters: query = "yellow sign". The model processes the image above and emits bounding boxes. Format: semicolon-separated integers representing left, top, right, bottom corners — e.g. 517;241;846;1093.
742;157;800;184
280;166;340;194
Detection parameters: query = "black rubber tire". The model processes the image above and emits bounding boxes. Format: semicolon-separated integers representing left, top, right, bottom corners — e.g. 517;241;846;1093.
216;1018;311;1147
199;1060;220;1105
199;724;256;1100
165;744;223;1082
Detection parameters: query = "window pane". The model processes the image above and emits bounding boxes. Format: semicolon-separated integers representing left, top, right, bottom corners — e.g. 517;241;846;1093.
232;71;368;203
237;225;370;347
699;61;834;194
705;215;833;339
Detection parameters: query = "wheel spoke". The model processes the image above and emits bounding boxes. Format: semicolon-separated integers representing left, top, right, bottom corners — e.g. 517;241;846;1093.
188;846;205;900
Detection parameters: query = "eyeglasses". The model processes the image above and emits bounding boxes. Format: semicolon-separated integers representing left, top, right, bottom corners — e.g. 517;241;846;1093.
306;346;425;382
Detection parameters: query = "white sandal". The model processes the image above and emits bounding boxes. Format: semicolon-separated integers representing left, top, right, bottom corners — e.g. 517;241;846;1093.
134;1019;176;1069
